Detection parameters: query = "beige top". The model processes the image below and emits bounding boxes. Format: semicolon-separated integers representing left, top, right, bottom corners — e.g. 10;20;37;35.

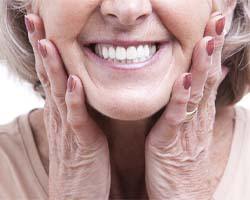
0;106;249;200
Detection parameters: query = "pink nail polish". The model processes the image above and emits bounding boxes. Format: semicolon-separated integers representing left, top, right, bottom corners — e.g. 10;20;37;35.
183;73;192;90
216;16;226;35
24;15;35;33
67;75;76;92
206;38;215;56
38;41;48;58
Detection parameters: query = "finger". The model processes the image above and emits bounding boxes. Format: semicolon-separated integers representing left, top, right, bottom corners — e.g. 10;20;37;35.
37;39;68;121
205;12;225;37
65;75;104;149
187;36;214;111
203;14;226;101
24;14;51;99
205;13;226;69
146;73;191;149
25;14;59;154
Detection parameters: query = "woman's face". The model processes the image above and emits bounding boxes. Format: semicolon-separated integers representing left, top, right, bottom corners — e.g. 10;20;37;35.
38;0;220;120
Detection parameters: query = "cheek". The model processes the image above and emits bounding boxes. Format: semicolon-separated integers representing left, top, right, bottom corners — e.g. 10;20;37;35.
40;0;101;42
152;0;212;52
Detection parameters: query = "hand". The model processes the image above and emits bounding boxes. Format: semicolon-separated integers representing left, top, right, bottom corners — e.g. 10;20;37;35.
145;12;228;200
25;14;111;200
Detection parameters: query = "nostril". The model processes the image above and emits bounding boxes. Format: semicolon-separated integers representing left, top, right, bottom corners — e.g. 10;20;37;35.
107;13;117;19
137;14;148;21
105;13;148;26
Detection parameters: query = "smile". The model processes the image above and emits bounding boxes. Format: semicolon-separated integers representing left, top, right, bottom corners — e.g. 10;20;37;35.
82;40;169;70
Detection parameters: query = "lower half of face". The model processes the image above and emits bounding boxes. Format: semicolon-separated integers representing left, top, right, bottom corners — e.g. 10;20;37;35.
59;39;190;121
41;0;212;120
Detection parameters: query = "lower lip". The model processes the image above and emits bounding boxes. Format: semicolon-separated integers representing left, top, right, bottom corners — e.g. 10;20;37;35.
82;43;170;71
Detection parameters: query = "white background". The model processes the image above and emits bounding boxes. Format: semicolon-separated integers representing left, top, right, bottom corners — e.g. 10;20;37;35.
1;62;250;125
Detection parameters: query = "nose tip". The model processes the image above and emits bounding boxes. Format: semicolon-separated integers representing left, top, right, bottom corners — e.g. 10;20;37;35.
101;0;152;26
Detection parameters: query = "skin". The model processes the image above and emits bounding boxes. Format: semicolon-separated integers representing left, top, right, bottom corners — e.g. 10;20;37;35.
26;0;237;198
38;0;212;120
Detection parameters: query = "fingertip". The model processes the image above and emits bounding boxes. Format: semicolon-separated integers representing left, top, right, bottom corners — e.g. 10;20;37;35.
66;75;85;102
70;75;84;92
65;75;89;130
169;73;191;112
183;73;192;91
67;75;77;93
173;73;191;94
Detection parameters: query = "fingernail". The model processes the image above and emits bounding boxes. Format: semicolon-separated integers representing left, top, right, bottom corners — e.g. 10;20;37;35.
37;40;47;58
24;15;35;33
183;73;192;90
216;16;225;35
67;75;76;92
206;38;215;56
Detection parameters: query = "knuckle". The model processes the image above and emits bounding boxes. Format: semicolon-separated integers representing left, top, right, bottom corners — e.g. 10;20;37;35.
50;115;60;133
193;65;208;73
52;90;65;101
190;92;203;105
67;114;84;130
206;74;220;89
172;97;188;105
67;97;81;110
165;113;181;126
52;90;66;106
36;68;50;85
46;62;61;76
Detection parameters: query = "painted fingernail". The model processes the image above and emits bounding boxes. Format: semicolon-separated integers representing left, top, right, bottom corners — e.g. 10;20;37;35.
24;15;35;33
183;73;192;90
38;40;47;58
216;16;225;35
67;75;76;92
206;38;215;56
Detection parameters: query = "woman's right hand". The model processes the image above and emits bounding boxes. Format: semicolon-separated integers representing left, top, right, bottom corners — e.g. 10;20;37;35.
25;14;111;199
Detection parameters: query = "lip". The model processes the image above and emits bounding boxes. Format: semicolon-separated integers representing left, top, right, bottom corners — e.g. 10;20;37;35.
82;41;170;71
82;39;169;48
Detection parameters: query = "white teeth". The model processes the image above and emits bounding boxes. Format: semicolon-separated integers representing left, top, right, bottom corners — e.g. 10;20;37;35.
137;45;144;58
116;46;126;60
127;46;137;60
93;43;158;63
108;47;116;59
150;45;156;56
102;46;109;59
144;45;150;58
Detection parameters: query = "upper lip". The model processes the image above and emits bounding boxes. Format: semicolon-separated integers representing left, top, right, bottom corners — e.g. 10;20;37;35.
82;39;169;48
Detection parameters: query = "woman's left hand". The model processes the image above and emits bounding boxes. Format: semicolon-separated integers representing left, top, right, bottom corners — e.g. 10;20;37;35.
145;12;228;200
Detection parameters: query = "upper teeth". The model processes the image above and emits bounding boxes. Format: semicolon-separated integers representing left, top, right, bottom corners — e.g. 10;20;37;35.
94;44;157;63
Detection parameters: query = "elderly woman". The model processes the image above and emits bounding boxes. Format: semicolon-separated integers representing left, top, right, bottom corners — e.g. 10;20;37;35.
0;0;250;199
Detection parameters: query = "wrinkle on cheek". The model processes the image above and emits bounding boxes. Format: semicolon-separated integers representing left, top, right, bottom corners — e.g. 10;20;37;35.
152;0;211;52
41;0;101;42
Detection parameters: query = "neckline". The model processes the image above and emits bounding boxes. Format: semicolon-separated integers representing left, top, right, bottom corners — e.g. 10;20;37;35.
18;108;49;197
18;106;244;199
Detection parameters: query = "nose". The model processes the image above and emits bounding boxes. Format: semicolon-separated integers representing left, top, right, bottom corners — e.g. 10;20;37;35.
100;0;152;27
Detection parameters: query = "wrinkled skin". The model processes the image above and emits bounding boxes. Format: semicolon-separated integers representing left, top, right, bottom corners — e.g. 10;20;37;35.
36;0;214;120
25;0;236;199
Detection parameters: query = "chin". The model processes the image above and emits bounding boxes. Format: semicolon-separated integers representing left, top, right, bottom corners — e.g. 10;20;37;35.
86;89;170;121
